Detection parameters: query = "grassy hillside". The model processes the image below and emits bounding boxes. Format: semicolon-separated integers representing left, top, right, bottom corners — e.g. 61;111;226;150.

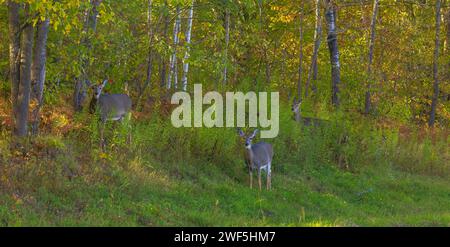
0;101;449;226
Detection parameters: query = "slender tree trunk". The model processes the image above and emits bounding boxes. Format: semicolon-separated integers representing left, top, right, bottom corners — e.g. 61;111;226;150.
325;0;341;107
168;5;181;89
16;4;34;137
364;0;379;115
89;0;101;32
145;0;154;88
7;1;21;135
30;18;50;135
223;8;230;85
136;0;154;109
73;0;102;111
305;0;322;97
446;6;450;53
297;4;304;100
160;0;169;88
429;0;442;127
181;0;195;92
295;3;305;123
311;0;322;93
445;5;450;101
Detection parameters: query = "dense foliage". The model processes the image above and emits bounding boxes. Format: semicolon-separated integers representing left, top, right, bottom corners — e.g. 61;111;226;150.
0;0;448;226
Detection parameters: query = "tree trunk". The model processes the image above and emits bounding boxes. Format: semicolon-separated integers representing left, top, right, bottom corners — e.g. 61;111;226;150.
89;0;101;32
167;5;181;90
7;1;21;135
445;5;450;101
305;0;322;97
73;0;102;111
160;0;170;88
429;0;442;127
181;0;195;92
136;0;154;109
31;18;50;135
295;3;305;123
311;0;322;93
17;4;34;137
364;0;379;115
297;4;304;102
446;6;450;53
223;8;230;86
325;0;341;107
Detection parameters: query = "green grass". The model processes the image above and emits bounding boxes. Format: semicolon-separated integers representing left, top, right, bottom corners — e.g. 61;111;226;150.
0;106;449;226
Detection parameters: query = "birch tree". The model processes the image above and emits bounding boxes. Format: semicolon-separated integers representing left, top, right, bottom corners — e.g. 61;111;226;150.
295;3;305;123
168;5;181;89
223;8;230;86
304;0;322;97
325;0;341;107
429;0;442;127
160;0;170;88
364;0;380;115
181;0;195;92
30;18;50;135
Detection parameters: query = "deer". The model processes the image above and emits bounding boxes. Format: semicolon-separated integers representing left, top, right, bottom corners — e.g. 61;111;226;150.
237;128;273;191
89;79;132;150
291;98;329;127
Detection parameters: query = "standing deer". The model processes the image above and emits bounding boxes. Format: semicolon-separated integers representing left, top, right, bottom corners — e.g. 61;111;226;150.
238;128;273;190
89;80;132;150
291;98;328;126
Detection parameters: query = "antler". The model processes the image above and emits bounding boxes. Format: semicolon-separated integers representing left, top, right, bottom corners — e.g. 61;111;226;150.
101;79;108;87
237;128;245;137
249;129;258;139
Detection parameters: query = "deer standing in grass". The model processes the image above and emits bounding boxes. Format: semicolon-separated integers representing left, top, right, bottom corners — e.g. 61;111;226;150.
238;129;273;190
291;98;328;126
89;80;132;150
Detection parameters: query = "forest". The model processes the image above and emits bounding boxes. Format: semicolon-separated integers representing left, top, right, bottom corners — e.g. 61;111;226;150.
0;0;449;226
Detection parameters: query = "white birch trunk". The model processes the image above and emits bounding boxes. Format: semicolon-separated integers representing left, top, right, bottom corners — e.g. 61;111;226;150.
168;6;181;90
305;0;322;97
223;8;230;85
181;0;195;92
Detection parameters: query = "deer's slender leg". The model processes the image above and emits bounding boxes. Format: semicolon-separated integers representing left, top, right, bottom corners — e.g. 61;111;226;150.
126;113;132;145
267;163;272;190
249;170;253;189
258;169;262;191
100;122;105;151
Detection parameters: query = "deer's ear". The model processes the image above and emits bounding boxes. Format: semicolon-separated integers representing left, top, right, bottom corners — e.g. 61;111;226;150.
249;129;258;139
237;128;245;137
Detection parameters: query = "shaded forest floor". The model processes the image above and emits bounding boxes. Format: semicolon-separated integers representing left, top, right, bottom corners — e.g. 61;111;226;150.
0;97;449;226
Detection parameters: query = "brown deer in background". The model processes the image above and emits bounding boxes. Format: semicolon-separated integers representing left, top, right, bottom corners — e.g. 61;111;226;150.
291;98;329;127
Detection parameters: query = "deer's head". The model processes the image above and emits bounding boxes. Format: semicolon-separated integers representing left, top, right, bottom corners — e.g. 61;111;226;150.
92;79;108;99
237;128;259;149
291;97;302;114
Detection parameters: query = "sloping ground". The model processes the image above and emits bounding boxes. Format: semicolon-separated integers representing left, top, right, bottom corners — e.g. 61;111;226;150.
0;133;449;226
0;98;449;226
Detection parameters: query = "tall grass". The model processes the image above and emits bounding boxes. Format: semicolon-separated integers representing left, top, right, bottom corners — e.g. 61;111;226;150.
0;102;448;226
